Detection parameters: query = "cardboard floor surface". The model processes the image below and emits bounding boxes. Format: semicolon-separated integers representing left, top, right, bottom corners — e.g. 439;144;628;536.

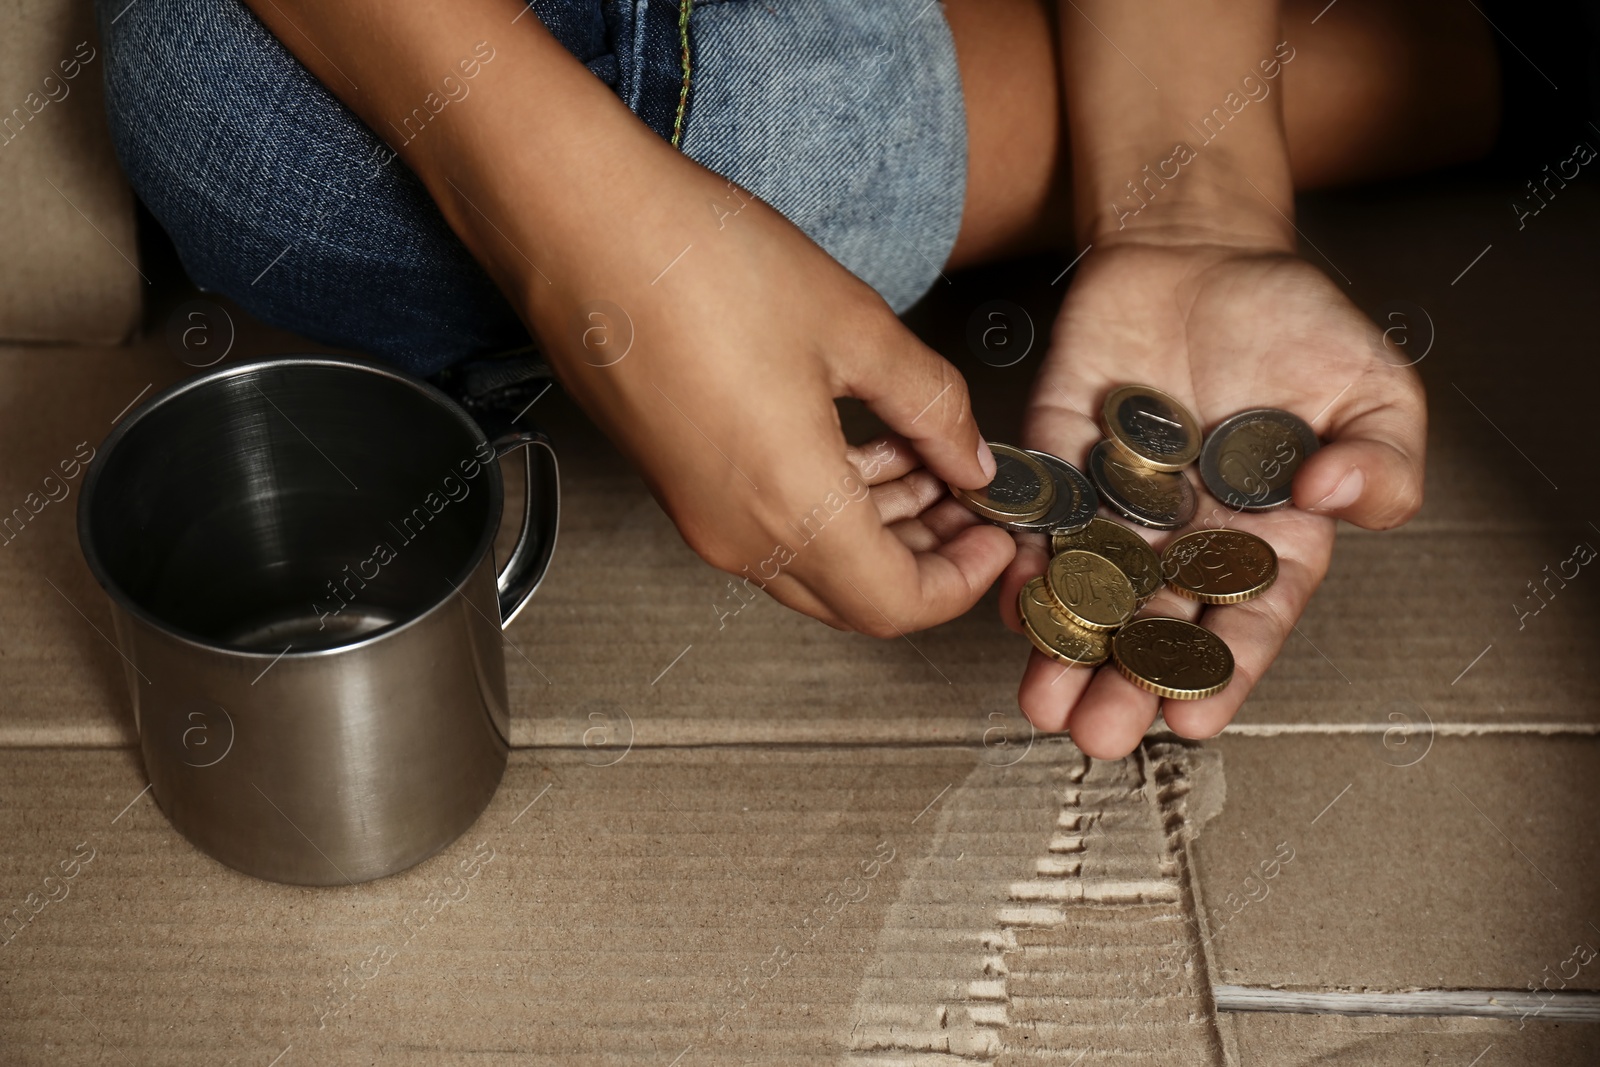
1220;1012;1600;1066
1;741;1228;1065
1191;735;1600;993
2;179;1597;1063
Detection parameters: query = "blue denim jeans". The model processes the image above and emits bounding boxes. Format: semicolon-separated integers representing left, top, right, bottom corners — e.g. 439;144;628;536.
95;0;967;377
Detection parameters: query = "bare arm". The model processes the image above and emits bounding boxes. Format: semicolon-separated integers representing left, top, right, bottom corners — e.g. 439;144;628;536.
240;0;687;323
1006;1;1427;755
238;0;1018;636
1056;0;1296;252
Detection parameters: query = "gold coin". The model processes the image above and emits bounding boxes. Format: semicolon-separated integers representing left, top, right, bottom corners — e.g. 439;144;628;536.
1160;529;1279;604
1046;549;1137;632
1102;385;1202;472
1111;617;1234;700
1052;517;1164;602
952;443;1056;522
1017;577;1110;667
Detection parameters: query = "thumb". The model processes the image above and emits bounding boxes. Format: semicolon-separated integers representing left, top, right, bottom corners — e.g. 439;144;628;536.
1295;403;1426;530
838;326;995;490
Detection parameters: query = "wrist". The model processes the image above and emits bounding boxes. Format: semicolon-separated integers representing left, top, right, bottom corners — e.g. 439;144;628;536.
1056;5;1302;256
1077;141;1297;254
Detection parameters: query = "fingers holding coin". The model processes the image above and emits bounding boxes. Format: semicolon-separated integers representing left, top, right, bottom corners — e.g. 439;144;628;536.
948;384;1331;760
866;468;947;526
787;499;1016;637
844;432;992;555
846;434;923;486
742;432;1015;636
887;495;991;554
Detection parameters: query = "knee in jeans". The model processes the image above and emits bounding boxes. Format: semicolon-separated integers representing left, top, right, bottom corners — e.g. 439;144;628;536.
94;0;517;370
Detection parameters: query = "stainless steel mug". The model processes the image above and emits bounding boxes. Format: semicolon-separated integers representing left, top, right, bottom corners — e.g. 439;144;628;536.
77;355;558;885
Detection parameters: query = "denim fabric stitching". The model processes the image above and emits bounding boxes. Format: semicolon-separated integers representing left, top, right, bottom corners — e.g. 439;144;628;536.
670;0;693;147
626;1;647;111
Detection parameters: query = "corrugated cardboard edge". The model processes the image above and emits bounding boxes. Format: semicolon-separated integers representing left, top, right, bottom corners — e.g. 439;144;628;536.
838;741;1229;1065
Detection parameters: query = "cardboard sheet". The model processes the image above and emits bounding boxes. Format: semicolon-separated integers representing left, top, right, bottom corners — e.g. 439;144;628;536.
0;741;1232;1065
1220;1011;1600;1066
0;3;140;343
4;178;1599;1062
1191;735;1600;993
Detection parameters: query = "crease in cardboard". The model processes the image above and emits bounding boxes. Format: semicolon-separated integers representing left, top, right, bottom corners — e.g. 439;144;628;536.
10;719;1600;751
1214;984;1600;1022
1215;722;1600;738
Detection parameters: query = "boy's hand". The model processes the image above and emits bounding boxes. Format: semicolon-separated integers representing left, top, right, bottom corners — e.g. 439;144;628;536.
525;175;1016;636
1000;240;1426;757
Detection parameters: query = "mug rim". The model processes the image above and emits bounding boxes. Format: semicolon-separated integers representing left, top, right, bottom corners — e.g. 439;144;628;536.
76;354;505;660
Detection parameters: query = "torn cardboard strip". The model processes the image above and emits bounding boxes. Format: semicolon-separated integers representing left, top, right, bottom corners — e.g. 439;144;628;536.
841;742;1226;1065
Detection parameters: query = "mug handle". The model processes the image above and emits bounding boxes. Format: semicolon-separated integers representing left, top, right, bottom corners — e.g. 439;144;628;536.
489;429;560;629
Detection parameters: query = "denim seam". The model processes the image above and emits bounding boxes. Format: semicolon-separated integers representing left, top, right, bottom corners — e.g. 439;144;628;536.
627;1;647;111
670;0;693;147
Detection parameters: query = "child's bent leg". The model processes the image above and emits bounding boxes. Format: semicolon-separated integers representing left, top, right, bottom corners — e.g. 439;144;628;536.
942;0;1069;270
96;0;527;376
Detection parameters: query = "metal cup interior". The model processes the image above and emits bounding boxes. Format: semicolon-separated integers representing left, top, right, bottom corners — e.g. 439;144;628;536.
82;359;502;652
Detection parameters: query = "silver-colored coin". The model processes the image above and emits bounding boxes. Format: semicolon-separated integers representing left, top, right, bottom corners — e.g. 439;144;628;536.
1198;408;1321;511
1088;440;1197;530
1002;450;1099;534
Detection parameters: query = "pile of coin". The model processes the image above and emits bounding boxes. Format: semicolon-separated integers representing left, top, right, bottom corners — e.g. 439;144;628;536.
954;385;1320;701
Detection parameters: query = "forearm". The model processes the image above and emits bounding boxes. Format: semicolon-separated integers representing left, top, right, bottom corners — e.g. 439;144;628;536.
1055;0;1297;251
239;0;697;326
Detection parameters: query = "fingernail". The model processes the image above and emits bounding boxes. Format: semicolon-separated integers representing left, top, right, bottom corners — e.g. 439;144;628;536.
1310;468;1364;512
977;436;997;481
